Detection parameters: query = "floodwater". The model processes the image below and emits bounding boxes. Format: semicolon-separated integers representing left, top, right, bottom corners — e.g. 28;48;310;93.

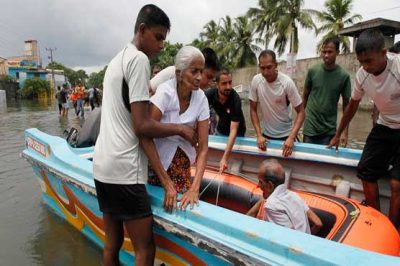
241;100;371;149
0;99;101;266
0;99;372;265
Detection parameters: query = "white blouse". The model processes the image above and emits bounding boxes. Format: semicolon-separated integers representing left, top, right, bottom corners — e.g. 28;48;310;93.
150;78;210;170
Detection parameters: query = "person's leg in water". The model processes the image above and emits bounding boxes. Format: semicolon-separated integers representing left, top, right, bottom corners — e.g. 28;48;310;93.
90;97;95;110
74;101;79;116
80;99;85;118
125;216;155;266
103;213;124;266
389;178;400;230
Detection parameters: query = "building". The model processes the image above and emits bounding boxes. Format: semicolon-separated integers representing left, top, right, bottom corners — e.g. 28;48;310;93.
0;40;65;89
338;18;400;51
0;56;7;76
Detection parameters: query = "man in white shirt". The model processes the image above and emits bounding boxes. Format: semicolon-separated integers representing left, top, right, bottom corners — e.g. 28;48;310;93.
93;5;196;265
249;50;305;157
328;29;400;230
247;159;322;234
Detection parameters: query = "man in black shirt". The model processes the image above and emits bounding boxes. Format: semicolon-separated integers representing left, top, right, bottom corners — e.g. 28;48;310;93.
206;70;246;172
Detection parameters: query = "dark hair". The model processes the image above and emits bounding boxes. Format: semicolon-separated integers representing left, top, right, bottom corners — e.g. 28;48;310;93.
201;47;220;71
263;174;285;187
152;64;161;71
215;69;231;82
258;49;276;63
389;41;400;54
134;4;170;33
323;36;340;51
355;29;385;54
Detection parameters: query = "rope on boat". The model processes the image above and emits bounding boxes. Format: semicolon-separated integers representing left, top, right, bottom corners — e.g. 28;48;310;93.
205;165;258;185
201;165;258;206
199;170;222;206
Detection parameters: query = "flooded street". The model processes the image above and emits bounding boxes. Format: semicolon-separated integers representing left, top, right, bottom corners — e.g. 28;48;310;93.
0;99;372;265
0;100;101;266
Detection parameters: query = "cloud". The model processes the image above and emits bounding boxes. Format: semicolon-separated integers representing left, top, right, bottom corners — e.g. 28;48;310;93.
0;0;399;74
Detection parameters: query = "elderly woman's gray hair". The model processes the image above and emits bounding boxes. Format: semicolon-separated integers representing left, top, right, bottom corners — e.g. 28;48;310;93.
175;46;205;71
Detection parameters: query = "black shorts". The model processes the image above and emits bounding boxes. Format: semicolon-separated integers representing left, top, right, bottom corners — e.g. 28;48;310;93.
303;133;334;145
357;124;400;181
94;179;152;221
262;134;300;142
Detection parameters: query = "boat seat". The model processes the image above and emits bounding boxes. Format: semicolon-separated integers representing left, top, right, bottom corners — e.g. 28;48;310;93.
200;176;335;238
311;208;336;238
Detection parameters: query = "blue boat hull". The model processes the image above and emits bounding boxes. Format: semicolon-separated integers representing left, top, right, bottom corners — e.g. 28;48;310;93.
22;128;400;265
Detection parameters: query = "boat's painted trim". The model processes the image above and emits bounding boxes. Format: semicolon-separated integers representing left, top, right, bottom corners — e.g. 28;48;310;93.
209;135;362;167
22;128;400;265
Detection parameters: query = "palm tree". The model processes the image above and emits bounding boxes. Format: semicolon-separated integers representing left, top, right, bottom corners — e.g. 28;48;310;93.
272;0;317;55
200;19;220;49
231;16;261;68
247;0;278;49
199;16;260;69
213;16;236;68
315;0;362;53
190;38;206;51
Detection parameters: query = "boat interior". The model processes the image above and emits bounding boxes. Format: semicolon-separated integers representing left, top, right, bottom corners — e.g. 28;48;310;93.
198;168;336;239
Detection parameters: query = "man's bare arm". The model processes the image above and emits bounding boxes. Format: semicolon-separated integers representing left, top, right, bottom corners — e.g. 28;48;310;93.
250;100;266;151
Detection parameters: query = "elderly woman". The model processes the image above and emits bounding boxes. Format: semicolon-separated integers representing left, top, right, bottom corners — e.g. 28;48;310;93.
148;46;209;210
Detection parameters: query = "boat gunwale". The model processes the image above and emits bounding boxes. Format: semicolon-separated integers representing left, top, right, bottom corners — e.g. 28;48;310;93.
21;128;400;265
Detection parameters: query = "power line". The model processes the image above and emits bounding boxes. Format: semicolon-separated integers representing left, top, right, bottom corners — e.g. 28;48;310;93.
363;6;400;15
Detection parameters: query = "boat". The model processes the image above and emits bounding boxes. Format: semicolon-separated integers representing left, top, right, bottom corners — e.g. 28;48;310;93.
199;167;400;256
207;135;392;215
22;128;400;265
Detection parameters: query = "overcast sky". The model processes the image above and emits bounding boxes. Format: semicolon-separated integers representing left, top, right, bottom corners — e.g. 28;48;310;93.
1;0;399;74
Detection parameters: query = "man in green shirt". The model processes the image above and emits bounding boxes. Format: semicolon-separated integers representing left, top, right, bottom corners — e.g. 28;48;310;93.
303;37;351;145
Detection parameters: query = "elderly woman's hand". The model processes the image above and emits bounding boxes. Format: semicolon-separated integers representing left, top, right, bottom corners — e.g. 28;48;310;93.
179;189;199;211
163;180;178;212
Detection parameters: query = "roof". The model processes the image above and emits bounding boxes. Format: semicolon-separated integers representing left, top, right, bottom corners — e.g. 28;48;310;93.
339;18;400;37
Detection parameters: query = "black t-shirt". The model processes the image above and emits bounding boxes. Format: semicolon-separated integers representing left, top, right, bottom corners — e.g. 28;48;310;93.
60;89;67;103
205;88;246;137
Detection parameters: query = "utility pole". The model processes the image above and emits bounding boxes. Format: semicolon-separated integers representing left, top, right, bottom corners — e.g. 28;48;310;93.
46;47;56;91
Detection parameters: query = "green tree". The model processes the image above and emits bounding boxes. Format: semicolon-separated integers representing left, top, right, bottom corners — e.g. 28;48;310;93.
247;0;277;49
88;65;107;88
75;69;88;83
19;77;50;99
249;0;316;56
46;61;86;86
199;15;260;69
217;16;237;68
151;41;183;69
231;16;260;68
47;61;76;86
47;61;66;70
200;20;220;49
314;0;362;53
0;75;17;82
190;38;207;51
273;0;316;55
